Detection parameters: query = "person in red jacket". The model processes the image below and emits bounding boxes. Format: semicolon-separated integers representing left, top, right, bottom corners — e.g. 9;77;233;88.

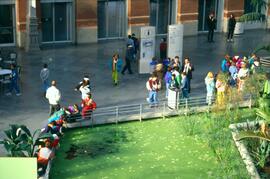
159;38;167;60
81;92;96;119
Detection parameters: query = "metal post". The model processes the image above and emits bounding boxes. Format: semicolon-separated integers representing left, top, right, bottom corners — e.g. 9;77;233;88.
91;112;94;128
115;106;119;124
249;95;252;109
139;104;142;122
163;102;166;119
185;98;188;116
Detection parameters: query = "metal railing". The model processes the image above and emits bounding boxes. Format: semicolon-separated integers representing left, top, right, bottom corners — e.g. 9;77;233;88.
66;95;253;129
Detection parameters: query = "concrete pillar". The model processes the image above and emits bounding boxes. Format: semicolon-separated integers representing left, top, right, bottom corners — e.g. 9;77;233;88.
25;0;40;52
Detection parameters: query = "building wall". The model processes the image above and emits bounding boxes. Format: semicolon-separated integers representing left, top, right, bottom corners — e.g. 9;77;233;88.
178;0;198;36
11;0;270;48
128;0;149;37
76;0;97;43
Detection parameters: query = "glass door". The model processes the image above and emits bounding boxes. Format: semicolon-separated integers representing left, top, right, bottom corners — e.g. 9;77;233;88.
41;2;72;43
198;0;219;31
55;3;68;41
41;3;53;42
0;5;15;45
150;0;173;34
98;0;125;40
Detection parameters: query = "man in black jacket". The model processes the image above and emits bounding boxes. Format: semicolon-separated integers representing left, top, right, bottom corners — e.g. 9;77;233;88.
207;13;217;42
227;14;236;42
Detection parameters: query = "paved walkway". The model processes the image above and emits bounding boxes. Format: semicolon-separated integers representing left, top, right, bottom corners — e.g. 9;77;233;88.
0;29;270;155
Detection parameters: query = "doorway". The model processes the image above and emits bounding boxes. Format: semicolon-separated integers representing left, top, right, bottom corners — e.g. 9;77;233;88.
198;0;219;31
150;0;176;35
97;0;126;40
41;2;72;43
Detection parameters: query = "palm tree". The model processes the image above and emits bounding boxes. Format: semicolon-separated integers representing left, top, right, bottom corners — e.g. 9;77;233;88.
0;124;53;157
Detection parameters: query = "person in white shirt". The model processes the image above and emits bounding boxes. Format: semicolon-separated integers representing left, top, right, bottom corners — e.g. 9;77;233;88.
40;64;50;97
46;80;61;116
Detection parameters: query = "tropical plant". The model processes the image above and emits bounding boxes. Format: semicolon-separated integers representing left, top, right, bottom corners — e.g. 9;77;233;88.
0;124;53;157
238;0;269;22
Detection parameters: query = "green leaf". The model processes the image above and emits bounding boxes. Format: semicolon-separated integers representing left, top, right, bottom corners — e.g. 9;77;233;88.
20;125;32;137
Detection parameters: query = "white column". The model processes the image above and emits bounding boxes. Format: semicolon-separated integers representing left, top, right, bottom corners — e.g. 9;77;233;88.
25;0;40;52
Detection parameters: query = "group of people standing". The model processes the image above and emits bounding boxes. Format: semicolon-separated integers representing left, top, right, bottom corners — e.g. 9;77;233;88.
146;55;194;107
204;53;263;105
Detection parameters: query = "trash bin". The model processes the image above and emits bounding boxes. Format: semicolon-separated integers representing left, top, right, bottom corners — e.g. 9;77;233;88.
168;87;180;109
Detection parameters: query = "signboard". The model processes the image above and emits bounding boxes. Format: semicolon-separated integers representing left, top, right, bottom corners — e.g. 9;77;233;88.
139;26;156;74
167;24;184;64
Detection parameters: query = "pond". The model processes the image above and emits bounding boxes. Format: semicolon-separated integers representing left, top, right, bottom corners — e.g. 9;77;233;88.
50;118;219;179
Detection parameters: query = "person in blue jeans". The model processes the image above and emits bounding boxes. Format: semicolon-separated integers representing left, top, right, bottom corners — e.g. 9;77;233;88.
6;64;21;96
146;74;161;107
181;72;189;98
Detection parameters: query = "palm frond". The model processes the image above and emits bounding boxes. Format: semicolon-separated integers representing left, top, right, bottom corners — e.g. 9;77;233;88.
236;131;270;142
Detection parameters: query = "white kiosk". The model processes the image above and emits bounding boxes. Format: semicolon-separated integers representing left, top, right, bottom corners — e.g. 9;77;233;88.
139;26;156;74
167;24;184;109
167;24;184;63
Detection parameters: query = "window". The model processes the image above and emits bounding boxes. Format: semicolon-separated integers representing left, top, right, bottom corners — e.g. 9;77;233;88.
0;5;15;44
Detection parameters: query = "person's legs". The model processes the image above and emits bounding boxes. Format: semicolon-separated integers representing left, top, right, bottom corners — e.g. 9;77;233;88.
187;78;191;93
230;29;235;41
166;83;169;98
49;105;55;116
153;91;158;105
127;60;132;74
210;30;214;42
121;65;127;74
207;30;211;42
13;79;20;94
182;89;189;98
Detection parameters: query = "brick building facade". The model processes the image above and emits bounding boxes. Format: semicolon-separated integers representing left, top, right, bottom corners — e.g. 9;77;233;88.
0;0;269;49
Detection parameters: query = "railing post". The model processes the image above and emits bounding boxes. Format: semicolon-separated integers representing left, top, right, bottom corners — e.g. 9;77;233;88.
163;102;166;119
91;112;94;128
139;104;142;122
115;106;119;124
249;95;252;109
185;98;188;116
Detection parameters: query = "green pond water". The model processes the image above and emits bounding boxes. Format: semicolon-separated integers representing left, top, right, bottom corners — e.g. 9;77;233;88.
50;118;219;179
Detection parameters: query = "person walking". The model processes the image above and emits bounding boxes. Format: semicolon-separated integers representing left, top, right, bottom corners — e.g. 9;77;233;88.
121;46;133;75
181;58;194;93
146;74;161;107
205;72;215;105
112;54;120;86
207;13;217;42
131;33;139;58
227;14;236;42
40;63;50;97
6;63;21;96
46;80;61;116
159;38;167;60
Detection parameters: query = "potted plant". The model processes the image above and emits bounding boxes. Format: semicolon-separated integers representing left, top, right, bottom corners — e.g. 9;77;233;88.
235;0;268;34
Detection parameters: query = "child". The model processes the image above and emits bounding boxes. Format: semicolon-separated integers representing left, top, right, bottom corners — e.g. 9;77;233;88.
81;93;96;119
